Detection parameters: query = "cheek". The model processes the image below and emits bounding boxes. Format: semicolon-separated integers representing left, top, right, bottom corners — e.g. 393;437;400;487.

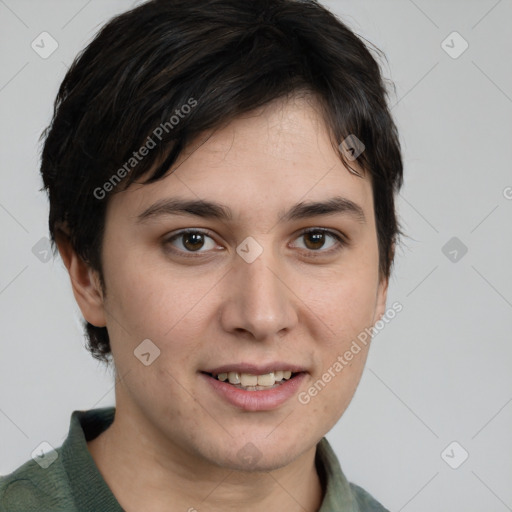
296;266;377;415
103;253;219;366
303;265;379;344
103;258;207;409
104;257;179;333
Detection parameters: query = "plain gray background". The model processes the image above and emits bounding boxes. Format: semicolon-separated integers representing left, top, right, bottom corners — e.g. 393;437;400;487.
1;0;511;510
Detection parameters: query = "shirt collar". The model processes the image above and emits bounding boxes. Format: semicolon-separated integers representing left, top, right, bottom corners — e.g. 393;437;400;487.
316;436;359;511
61;407;122;511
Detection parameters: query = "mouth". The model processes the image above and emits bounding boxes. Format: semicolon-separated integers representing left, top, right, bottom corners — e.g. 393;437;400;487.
200;368;308;411
200;370;303;391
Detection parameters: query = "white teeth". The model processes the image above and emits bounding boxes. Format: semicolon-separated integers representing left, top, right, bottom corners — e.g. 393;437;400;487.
240;374;258;387
257;373;275;386
215;370;296;388
228;371;241;384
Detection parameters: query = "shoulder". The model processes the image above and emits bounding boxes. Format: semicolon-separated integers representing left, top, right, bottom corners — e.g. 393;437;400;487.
349;482;391;512
316;437;390;512
0;448;73;512
0;407;116;512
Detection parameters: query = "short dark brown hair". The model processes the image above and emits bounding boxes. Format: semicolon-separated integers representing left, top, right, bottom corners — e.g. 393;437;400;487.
41;0;403;364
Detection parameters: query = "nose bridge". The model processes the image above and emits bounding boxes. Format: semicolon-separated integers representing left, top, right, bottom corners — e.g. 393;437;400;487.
220;244;297;340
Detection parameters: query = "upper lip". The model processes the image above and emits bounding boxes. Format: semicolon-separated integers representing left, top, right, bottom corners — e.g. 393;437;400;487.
202;362;307;376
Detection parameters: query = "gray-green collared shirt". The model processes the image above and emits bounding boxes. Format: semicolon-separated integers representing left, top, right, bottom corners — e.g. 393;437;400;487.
0;407;389;511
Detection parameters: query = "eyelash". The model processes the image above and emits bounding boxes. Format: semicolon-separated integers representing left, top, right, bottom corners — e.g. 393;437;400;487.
164;228;347;259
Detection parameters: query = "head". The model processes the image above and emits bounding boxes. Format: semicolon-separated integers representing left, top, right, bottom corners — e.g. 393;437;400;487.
42;0;402;470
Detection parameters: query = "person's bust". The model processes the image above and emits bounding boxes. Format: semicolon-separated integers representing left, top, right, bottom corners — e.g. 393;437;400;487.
0;1;402;510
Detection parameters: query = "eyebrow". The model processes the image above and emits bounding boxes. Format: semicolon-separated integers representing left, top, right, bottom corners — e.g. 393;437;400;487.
136;196;366;224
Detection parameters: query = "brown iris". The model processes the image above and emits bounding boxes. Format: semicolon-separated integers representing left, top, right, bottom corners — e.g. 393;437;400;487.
182;232;206;251
303;231;326;250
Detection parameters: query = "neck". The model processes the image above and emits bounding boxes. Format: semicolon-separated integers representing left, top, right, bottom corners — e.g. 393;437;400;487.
87;403;324;512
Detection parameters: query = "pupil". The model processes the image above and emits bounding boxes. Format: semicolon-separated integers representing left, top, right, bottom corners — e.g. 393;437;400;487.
184;233;204;251
305;232;324;250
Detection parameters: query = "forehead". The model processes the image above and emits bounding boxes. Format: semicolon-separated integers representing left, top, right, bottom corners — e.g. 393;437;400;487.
109;96;374;223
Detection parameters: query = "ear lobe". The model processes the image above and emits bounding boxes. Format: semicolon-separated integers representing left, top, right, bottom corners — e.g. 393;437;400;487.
55;229;107;328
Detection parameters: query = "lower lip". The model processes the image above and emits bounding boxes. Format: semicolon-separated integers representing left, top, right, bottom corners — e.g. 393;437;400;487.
200;372;307;411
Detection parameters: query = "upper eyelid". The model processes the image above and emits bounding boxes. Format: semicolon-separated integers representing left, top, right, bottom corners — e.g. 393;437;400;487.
165;229;218;246
297;227;346;240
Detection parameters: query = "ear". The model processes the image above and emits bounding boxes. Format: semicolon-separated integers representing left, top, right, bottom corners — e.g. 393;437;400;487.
373;242;396;324
373;274;389;325
55;228;107;328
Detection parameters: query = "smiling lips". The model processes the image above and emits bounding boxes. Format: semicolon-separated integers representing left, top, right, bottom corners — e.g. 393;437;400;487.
201;369;307;411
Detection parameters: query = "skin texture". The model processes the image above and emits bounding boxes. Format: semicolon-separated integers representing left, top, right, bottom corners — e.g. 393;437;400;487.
58;95;388;512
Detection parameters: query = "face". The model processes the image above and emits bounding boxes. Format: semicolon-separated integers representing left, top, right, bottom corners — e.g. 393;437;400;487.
81;96;387;472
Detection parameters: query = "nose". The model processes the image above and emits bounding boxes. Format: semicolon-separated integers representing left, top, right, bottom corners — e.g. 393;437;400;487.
219;248;299;341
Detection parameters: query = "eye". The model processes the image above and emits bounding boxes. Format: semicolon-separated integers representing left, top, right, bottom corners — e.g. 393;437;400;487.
164;228;346;257
165;229;219;253
292;228;345;253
